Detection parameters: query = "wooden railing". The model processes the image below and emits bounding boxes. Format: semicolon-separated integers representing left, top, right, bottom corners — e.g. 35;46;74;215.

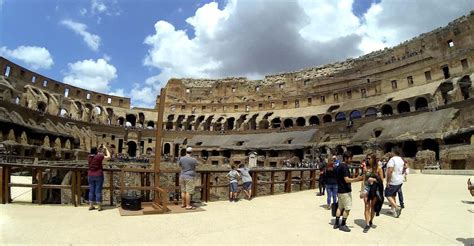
0;162;364;207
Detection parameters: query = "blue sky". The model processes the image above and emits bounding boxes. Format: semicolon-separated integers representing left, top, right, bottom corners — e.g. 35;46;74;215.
1;0;472;108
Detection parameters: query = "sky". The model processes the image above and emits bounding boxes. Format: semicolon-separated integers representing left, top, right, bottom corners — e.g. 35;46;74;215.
0;0;473;108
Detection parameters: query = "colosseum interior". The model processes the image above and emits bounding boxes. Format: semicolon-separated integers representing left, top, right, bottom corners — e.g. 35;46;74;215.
0;12;473;200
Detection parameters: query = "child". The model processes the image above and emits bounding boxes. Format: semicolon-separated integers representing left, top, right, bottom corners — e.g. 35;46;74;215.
226;165;240;202
237;164;253;200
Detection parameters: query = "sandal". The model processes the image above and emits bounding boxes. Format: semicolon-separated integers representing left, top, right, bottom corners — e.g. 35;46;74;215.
181;205;186;208
185;206;196;210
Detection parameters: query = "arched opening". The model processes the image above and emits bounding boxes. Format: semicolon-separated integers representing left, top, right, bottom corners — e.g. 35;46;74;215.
15;96;20;105
422;139;439;160
204;116;213;131
258;119;269;129
397;101;411;114
118;117;125;126
335;145;344;155
138;112;145;125
309;116;319;125
384;143;396;154
223;150;231;158
126;114;136;127
59;108;68;117
381;105;393;116
37;101;47;113
127;141;137;157
347;145;363;155
271;117;281;128
195;115;205;130
415;97;428;111
147;121;155;129
459;75;472;100
94;106;102;115
296;117;306;127
176;115;185;130
226;117;235;130
323;114;332;123
174;144;180;157
236;114;248;130
349;110;362;119
335;112;346;121
283;118;293;128
248;114;258;130
402;141;417;158
146;147;153;155
439;81;454;105
365;107;377;117
185;115;195;131
201;150;209;159
163;143;171;155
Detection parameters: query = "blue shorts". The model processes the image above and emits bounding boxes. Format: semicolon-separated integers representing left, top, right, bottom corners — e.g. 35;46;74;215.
242;182;252;190
229;182;238;192
385;184;402;197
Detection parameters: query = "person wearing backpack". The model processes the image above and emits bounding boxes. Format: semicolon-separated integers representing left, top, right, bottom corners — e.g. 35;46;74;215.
88;144;111;211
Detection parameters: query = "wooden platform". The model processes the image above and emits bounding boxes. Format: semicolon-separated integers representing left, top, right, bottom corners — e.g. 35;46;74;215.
118;202;205;216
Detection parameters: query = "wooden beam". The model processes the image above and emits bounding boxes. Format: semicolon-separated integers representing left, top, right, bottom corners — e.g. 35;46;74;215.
153;88;167;203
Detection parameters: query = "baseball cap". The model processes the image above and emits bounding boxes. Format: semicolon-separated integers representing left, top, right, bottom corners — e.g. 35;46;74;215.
186;147;193;152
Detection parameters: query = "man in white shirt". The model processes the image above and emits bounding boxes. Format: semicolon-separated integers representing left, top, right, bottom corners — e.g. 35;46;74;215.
385;147;404;218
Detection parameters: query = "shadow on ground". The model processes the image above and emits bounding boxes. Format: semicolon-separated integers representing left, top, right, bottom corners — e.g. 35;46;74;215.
456;238;474;246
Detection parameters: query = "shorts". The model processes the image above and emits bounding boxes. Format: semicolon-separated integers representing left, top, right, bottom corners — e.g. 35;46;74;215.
180;178;195;194
385;184;402;197
337;193;352;210
242;182;252;190
229;182;238;192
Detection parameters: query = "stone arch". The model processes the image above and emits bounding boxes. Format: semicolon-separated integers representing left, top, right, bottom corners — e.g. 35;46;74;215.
166;114;175;130
349;110;362;119
204;115;214;131
459;75;471;100
185;115;196;130
94;106;102;115
138;112;145;125
59;108;68;117
283;118;293;128
236;114;248;130
415;97;428;111
163;143;171;155
226;117;235;130
381;104;393;116
309;116;320;125
258;119;270;129
397;101;410;114
323;114;332;123
296;117;306;127
439;81;454;104
271;117;281;128
7;129;16;142
37;101;47;112
118;117;125;126
365;107;378;117
54;138;61;149
15;96;20;105
248;114;258;130
147;121;155;129
194;115;205;130
127;141;137;157
422;139;440;160
43;135;51;148
65;139;71;149
126;114;137;127
19;131;28;145
335;112;346;121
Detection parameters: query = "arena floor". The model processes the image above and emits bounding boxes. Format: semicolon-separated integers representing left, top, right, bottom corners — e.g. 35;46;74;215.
1;173;473;245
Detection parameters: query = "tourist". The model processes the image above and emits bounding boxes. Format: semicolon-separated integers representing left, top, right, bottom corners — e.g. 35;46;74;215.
324;157;338;210
88;144;110;211
333;151;364;232
385;147;405;217
227;165;240;202
237;164;253;200
179;147;198;210
359;153;384;233
318;159;326;196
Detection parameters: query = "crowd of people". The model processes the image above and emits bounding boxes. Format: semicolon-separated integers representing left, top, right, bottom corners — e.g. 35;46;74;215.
110;153;150;163
316;147;408;233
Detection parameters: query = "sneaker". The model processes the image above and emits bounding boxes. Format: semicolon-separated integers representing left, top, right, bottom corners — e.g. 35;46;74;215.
400;204;405;209
333;223;340;229
395;207;402;218
363;225;370;233
88;206;95;211
339;225;351;232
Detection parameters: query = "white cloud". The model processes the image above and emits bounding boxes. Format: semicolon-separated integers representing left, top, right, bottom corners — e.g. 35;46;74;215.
63;58;117;93
80;8;88;16
61;20;101;51
0;45;54;70
139;0;472;108
109;88;126;97
91;0;107;14
129;84;157;108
